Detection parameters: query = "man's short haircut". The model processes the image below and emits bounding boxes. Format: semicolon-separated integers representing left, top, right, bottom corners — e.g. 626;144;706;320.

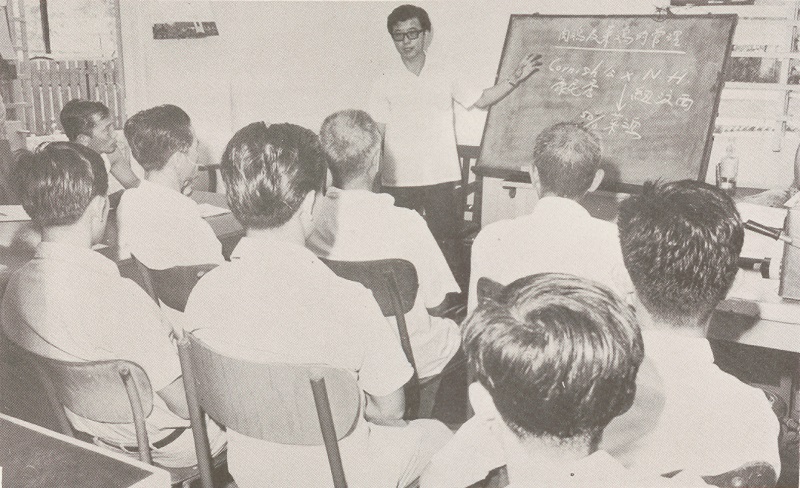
221;122;326;229
17;141;108;227
320;110;380;187
618;180;743;325
463;273;643;443
124;104;193;172
534;122;602;199
387;4;431;32
60;99;110;141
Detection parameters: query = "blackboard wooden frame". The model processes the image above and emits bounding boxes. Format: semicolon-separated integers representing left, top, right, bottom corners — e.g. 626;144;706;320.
474;13;738;195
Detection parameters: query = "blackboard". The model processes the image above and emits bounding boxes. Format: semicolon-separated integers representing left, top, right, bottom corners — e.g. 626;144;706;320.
476;14;737;193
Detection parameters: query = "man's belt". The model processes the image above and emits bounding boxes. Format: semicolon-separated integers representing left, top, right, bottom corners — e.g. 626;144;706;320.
98;427;187;452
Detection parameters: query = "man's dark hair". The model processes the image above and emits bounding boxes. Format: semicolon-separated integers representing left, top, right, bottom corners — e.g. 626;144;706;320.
221;122;326;229
463;273;643;444
60;99;110;141
534;122;601;199
124;104;193;172
618;180;743;326
320;110;380;188
17;141;108;227
387;4;431;33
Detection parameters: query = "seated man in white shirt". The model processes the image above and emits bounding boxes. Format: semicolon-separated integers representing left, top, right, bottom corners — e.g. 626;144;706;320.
1;142;225;468
60;99;141;196
468;122;631;312
117;104;223;269
307;109;465;419
184;121;452;488
461;273;701;488
610;179;781;477
422;180;781;487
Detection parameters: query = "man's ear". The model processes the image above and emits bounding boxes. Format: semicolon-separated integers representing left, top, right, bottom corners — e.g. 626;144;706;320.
528;164;542;197
89;195;108;222
423;27;433;51
75;133;91;147
300;190;316;218
469;382;499;422
588;168;605;193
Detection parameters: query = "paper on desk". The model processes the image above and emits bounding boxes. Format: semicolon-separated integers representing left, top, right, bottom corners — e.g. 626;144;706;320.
736;202;786;261
0;205;31;222
197;203;231;218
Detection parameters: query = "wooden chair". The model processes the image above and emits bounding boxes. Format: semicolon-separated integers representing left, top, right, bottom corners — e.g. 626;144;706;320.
476;276;504;304
320;257;421;419
456;144;482;227
177;332;361;488
131;256;217;312
12;344;222;487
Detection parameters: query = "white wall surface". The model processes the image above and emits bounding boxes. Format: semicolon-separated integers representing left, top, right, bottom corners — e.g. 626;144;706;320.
120;0;667;165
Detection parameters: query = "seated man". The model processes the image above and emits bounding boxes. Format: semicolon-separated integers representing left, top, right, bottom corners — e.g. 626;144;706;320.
468;121;631;312
422;180;781;487
117;104;222;269
1;142;225;468
307;109;461;383
462;272;701;487
60;99;141;194
609;179;780;475
184;121;452;488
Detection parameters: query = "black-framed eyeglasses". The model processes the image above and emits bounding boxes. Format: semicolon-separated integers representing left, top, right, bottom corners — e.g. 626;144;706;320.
391;29;423;42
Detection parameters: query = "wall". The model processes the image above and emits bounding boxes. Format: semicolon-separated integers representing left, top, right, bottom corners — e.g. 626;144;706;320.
120;0;666;166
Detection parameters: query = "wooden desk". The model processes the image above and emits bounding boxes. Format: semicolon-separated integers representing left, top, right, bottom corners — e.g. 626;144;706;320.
0;413;169;488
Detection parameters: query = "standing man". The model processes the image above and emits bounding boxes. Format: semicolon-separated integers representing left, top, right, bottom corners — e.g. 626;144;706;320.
60;99;141;195
370;4;541;252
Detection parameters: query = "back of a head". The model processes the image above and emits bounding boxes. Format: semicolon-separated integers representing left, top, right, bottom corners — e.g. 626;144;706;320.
124;104;193;172
387;4;431;32
618;180;743;326
463;273;643;444
534;122;601;199
319;110;380;187
221;121;326;229
17;141;108;227
60;99;109;141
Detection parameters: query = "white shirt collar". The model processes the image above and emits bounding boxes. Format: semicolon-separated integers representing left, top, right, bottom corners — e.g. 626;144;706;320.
325;187;395;206
230;236;320;263
35;241;119;276
531;196;592;220
642;330;714;365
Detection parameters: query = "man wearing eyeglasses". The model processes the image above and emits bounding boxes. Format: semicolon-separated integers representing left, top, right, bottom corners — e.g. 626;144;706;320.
369;4;541;257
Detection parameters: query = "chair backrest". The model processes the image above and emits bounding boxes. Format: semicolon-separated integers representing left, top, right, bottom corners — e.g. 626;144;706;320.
182;332;360;445
319;258;421;418
476;276;504;304
132;256;217;312
118;257;155;299
320;258;418;317
701;462;777;488
14;344;156;463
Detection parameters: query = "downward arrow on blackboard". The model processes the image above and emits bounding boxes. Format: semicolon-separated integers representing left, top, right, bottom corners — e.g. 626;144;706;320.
616;84;628;112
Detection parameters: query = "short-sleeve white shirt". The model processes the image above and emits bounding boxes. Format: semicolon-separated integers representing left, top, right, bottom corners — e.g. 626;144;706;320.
184;237;417;487
468;196;633;312
0;242;225;467
420;331;781;488
369;53;481;187
116;180;223;269
306;188;461;377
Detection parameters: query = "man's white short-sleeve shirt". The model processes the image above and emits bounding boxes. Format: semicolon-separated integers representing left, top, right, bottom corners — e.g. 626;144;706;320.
116;180;223;269
468;196;633;311
184;237;419;487
369;53;481;187
0;242;225;467
306;188;461;377
421;331;781;488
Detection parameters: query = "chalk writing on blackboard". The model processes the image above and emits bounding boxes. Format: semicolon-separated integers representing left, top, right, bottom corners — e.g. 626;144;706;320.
477;14;737;190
